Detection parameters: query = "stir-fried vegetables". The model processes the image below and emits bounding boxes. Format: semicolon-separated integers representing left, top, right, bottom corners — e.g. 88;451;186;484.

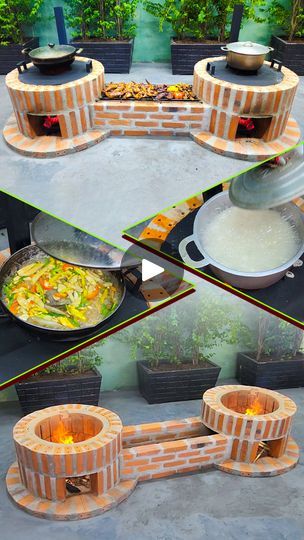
3;257;120;330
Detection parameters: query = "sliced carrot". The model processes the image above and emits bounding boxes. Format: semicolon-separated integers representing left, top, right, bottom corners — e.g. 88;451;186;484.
87;285;100;300
30;284;37;293
10;300;19;314
62;263;73;271
39;277;53;290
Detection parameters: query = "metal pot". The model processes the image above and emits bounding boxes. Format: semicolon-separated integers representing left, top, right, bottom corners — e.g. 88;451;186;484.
0;245;126;339
22;43;83;74
178;191;304;290
221;41;274;71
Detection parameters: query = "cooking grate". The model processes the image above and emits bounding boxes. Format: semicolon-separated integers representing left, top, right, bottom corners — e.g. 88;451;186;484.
17;59;92;86
206;59;284;86
161;206;304;324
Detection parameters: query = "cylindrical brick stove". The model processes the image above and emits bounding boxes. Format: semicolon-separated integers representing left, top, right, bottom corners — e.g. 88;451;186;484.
6;386;299;519
192;57;301;161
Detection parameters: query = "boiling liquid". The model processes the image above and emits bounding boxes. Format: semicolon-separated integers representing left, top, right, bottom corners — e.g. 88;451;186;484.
202;207;300;272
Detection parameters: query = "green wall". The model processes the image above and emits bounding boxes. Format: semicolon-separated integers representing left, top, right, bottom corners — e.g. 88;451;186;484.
34;1;275;62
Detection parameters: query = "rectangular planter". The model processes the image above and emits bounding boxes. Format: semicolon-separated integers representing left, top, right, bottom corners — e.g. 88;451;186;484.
70;38;134;73
236;351;304;390
0;37;39;75
271;35;304;76
15;368;102;415
171;38;225;75
137;359;221;404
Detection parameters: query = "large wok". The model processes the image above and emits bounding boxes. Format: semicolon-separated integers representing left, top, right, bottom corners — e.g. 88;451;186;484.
0;245;126;339
22;43;83;74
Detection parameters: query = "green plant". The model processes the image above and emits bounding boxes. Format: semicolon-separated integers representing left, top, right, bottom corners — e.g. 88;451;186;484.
65;0;140;41
267;0;304;40
0;0;43;45
242;312;303;361
144;0;266;42
117;289;251;368
39;343;104;376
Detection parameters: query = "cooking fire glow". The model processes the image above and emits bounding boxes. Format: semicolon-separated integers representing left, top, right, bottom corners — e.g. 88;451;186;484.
245;396;264;416
52;420;74;444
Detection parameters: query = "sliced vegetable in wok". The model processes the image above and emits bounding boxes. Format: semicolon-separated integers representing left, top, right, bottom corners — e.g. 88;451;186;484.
3;257;120;330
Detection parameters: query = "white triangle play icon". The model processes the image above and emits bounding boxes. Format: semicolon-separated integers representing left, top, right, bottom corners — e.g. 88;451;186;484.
142;259;164;282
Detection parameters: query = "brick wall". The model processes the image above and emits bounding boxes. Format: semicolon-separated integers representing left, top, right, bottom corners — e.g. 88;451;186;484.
122;417;206;447
120;433;231;481
92;101;211;137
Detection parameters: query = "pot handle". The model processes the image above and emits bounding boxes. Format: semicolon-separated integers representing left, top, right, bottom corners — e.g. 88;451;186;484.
178;234;210;269
221;46;228;51
21;47;31;55
76;48;83;55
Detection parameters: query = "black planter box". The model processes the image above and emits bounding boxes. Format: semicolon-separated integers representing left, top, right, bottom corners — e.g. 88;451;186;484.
0;37;39;75
15;368;102;415
70;38;134;73
271;35;304;76
236;351;304;390
137;360;221;404
171;38;225;75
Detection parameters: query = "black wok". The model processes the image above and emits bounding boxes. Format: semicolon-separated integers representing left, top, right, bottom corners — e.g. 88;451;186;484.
0;245;126;340
22;43;83;74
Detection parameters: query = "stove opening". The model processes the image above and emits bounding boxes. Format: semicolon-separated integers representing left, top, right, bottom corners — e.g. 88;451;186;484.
35;412;103;443
27;113;62;137
66;475;91;497
236;116;272;140
221;389;279;415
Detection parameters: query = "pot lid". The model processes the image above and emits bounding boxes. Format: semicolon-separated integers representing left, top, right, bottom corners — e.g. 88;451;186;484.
229;146;304;209
225;41;271;55
31;212;139;270
29;43;76;60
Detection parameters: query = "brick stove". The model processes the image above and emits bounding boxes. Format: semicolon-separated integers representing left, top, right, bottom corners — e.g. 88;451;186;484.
192;57;301;161
7;385;299;520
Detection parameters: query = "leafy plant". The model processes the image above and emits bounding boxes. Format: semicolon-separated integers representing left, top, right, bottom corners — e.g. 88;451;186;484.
117;289;251;368
267;0;304;40
0;0;43;45
37;343;104;376
65;0;140;41
144;0;266;42
242;312;303;361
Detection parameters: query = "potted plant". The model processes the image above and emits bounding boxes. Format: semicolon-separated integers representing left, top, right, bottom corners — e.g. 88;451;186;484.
15;344;103;414
237;314;304;389
268;0;304;75
67;0;140;73
144;0;266;75
118;290;250;403
0;0;42;74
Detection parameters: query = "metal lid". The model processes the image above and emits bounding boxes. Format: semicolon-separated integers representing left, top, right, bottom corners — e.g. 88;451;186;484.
31;212;137;270
30;43;76;60
225;41;272;55
229;146;304;209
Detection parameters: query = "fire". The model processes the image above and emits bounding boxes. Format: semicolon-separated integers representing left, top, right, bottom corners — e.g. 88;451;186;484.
245;397;264;416
52;420;74;444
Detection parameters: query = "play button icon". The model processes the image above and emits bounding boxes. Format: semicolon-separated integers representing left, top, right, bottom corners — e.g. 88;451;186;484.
142;259;164;281
120;239;185;301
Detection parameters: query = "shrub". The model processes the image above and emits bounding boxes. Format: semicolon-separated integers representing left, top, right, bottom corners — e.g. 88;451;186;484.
0;0;43;45
38;343;103;376
65;0;140;41
267;0;304;40
144;0;266;42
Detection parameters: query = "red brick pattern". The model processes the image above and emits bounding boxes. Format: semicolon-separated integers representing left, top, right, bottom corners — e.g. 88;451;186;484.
122;416;205;447
92;101;211;136
120;433;231;481
192;57;300;160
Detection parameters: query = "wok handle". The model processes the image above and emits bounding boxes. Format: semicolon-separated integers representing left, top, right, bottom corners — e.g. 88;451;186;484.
178;234;209;269
76;48;83;55
221;46;228;52
0;312;9;318
21;47;32;55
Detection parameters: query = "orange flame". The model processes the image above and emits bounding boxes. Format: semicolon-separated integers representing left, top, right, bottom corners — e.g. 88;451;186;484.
52;420;74;444
245;397;264;416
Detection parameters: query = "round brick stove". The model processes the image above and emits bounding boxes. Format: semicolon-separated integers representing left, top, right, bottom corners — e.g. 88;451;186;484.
202;385;298;475
192;57;300;161
6;404;136;520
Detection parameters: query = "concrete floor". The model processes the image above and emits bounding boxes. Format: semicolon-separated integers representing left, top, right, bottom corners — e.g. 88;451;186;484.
1;386;304;540
0;64;303;248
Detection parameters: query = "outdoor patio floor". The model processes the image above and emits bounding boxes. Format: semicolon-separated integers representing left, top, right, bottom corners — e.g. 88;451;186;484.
1;385;304;540
0;64;303;247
